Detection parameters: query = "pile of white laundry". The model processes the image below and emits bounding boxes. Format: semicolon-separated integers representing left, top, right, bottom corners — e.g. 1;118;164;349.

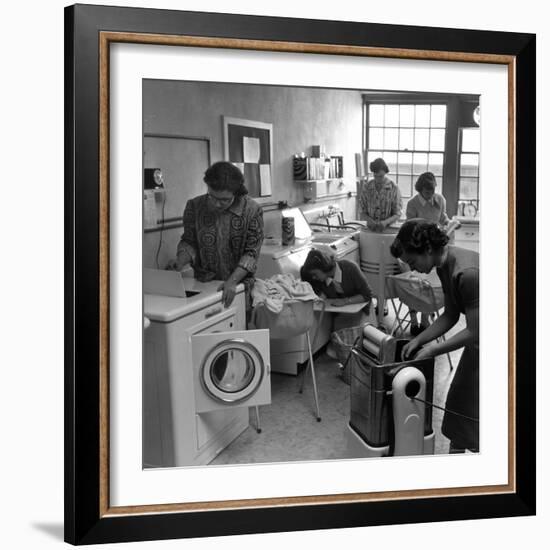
252;273;318;313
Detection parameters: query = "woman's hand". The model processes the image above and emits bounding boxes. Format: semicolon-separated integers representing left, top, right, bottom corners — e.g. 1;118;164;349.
413;343;439;360
401;337;422;361
218;279;237;308
366;220;380;232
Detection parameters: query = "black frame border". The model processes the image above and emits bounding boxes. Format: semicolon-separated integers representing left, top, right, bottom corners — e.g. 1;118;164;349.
65;3;536;545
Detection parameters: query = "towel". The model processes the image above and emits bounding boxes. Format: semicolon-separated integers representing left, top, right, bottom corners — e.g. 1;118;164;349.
252;273;318;313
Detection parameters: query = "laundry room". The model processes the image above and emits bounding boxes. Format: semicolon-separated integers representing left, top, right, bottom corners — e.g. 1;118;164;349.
142;78;481;468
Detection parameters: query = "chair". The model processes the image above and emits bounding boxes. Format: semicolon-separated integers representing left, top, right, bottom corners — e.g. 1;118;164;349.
385;271;453;370
359;228;402;327
251;299;322;422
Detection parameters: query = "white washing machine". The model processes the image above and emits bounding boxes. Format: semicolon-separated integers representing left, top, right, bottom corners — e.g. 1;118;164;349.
143;272;270;468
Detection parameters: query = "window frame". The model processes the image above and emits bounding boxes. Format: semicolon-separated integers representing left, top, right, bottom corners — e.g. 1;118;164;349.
363;97;449;199
458;126;481;214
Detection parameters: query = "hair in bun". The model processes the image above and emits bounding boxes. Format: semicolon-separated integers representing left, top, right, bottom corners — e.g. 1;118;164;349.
390;219;449;258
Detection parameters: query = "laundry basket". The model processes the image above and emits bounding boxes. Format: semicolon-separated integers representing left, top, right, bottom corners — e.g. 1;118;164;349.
251;299;315;339
251;299;322;421
331;325;364;385
385;271;445;314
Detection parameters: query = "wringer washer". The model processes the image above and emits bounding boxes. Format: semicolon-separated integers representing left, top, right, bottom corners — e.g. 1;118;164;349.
346;324;435;457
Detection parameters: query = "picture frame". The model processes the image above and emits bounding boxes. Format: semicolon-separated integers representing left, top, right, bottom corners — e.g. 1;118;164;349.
64;3;536;545
223;116;274;201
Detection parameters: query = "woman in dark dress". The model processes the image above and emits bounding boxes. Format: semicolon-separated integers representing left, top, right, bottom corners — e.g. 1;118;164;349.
300;248;373;330
390;220;479;453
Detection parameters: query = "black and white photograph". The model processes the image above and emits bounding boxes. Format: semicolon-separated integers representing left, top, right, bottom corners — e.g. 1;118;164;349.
142;80;481;468
56;2;540;547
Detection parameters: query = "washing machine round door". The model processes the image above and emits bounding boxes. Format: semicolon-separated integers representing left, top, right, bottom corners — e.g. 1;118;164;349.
200;338;265;404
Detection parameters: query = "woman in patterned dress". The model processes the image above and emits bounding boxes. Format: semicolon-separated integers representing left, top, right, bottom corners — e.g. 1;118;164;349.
358;157;403;232
176;161;264;310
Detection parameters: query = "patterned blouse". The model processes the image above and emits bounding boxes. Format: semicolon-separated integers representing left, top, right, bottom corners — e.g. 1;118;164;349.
358;177;402;222
176;194;264;289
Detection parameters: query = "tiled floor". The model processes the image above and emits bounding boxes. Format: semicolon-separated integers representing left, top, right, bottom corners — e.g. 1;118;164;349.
211;310;465;466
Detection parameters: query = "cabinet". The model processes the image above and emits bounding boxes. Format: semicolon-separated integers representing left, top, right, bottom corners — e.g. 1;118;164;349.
299;178;345;201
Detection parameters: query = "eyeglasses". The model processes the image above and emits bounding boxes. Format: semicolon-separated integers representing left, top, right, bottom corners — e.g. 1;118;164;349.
207;192;234;206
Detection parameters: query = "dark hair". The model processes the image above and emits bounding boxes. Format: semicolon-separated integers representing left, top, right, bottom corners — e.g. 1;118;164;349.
300;249;336;285
204;161;248;196
369;157;389;174
415;171;437;193
390;219;449;258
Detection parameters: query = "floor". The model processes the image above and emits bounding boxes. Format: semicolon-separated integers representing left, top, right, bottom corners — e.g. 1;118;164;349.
211;307;465;466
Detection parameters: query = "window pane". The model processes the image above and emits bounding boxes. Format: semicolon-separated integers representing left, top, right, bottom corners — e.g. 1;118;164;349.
384;151;398;174
413;152;428;174
414;129;430;150
415;105;430;127
429;129;445;151
385;105;399;127
435;176;443;188
459;177;479;200
369;128;384;149
428;153;444;176
399;128;414;150
369;104;385;126
397;174;413;197
397;152;413;174
431;105;447;127
462;128;480;152
367;150;383;169
460;153;479;177
399;105;415;127
384;128;399;150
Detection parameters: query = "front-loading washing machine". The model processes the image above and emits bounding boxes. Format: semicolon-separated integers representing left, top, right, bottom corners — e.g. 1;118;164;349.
143;273;270;468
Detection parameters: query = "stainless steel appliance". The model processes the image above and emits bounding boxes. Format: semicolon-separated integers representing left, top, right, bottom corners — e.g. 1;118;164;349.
347;324;435;457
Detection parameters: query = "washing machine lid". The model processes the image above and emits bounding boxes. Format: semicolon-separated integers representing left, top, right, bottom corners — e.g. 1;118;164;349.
312;235;358;257
192;329;271;411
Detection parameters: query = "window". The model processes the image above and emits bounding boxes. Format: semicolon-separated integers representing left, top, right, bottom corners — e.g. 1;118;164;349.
365;103;447;199
458;127;480;215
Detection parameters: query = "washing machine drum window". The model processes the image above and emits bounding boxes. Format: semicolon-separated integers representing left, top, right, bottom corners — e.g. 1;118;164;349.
201;339;265;404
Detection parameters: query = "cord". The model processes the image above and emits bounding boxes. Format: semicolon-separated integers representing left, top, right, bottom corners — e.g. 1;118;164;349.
411;395;479;423
154;190;167;269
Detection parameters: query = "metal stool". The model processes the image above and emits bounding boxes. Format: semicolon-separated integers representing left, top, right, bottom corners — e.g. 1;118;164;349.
252;299;322;422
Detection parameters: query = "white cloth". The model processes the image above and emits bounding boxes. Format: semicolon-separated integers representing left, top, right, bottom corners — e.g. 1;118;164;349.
252;273;318;313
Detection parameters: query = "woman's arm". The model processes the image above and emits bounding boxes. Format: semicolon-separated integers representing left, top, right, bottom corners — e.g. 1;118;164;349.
439;195;451;226
348;261;373;302
406;198;417;220
381;186;403;227
220;205;264;307
414;304;478;359
413;307;460;346
413;268;479;359
327;293;366;306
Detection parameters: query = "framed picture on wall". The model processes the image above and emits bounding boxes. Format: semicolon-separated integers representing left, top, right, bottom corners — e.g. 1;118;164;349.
65;4;535;545
223;116;273;200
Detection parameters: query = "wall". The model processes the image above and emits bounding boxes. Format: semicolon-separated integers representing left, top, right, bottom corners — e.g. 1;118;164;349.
143;80;363;267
